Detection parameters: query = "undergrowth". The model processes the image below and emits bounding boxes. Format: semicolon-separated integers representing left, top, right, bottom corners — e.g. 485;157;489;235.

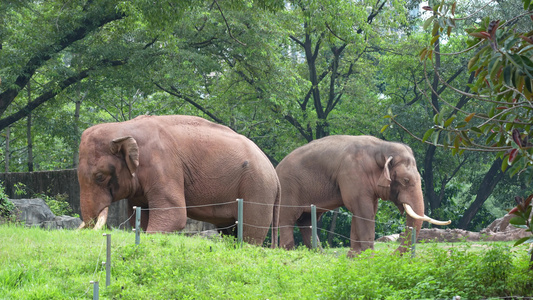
0;224;532;299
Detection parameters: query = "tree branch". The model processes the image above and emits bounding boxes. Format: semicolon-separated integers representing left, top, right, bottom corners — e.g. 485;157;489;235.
0;7;125;117
153;82;226;125
213;0;246;46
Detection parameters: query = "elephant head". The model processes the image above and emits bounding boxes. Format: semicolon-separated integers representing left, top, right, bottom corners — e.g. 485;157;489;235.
78;134;140;230
376;151;450;253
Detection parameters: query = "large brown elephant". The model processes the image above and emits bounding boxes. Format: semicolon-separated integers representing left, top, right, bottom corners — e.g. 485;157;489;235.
275;135;449;255
78;115;280;246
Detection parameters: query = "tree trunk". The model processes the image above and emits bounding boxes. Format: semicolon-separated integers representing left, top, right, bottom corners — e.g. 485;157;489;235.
457;157;505;230
73;100;81;168
4;126;9;172
27;82;33;172
423;31;442;213
423;145;439;212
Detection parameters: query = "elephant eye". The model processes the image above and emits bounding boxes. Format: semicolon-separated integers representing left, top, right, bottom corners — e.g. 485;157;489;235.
95;173;106;183
402;178;410;185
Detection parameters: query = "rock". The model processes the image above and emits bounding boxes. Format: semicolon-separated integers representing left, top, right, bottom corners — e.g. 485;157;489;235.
376;234;399;242
184;218;216;233
10;198;82;230
376;213;531;243
417;228;480;242
480;213;530;241
42;215;83;230
11;198;55;225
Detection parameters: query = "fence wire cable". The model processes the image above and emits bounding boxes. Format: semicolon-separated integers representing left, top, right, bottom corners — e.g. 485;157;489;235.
143;223;236;234
83;238;106;296
117;211;136;230
136;200;384;225
242;222;379;245
123;199;403;243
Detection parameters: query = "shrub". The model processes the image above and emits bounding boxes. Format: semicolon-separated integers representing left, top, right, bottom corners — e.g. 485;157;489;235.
0;183;15;222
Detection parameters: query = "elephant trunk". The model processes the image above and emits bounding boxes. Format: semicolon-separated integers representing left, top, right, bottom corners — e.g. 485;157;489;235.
80;189;111;230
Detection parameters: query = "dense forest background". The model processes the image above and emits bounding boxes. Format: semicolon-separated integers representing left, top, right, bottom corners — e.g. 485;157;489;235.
1;0;532;239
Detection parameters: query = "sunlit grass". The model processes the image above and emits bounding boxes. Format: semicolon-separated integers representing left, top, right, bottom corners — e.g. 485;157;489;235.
1;224;531;299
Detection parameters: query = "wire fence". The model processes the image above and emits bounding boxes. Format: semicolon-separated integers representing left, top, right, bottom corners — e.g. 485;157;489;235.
83;199;531;299
107;199;410;249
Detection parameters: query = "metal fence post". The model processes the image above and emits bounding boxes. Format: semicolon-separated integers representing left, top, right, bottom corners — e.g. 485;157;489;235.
103;233;111;287
237;198;243;246
135;206;141;245
311;204;317;249
90;281;99;300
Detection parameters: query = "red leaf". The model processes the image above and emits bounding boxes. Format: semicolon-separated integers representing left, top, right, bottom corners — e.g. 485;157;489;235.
469;31;491;39
509;148;518;162
512;129;522;147
509;206;519;215
422;6;433;11
525;194;533;207
496;106;508;110
520;35;533;44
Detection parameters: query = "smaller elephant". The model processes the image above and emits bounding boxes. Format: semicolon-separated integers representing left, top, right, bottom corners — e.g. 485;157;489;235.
275;135;449;256
77;115;280;247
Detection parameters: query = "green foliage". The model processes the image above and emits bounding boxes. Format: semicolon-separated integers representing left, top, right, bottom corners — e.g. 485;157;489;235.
38;193;78;218
12;183;78;217
1;225;532;299
419;0;533;180
0;183;15;221
314;201;404;248
509;194;533;268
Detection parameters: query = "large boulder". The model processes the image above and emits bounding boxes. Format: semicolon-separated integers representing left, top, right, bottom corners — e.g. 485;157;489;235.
8;198;217;233
10;198;82;229
377;213;531;243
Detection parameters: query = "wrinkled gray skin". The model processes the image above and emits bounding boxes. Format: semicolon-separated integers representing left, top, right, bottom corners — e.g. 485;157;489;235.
276;135;448;256
78;115;280;246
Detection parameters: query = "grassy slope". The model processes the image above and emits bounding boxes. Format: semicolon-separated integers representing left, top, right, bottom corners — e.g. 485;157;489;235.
1;225;532;299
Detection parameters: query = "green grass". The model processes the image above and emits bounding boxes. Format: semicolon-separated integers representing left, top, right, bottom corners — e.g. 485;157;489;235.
1;225;532;299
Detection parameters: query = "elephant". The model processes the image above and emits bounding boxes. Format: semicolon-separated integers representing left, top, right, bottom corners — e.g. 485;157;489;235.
275;135;450;256
77;115;280;247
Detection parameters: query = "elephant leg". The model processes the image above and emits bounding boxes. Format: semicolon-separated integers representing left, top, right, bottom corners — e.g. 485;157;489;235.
347;216;376;257
242;201;273;246
298;213;313;248
298;212;325;250
144;190;188;233
343;196;378;257
279;206;303;249
146;207;187;233
279;225;296;249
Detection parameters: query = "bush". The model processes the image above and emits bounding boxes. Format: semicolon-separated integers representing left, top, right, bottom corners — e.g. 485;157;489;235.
14;182;78;218
0;183;15;222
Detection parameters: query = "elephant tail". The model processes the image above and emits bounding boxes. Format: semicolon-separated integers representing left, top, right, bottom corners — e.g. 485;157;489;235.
271;180;281;248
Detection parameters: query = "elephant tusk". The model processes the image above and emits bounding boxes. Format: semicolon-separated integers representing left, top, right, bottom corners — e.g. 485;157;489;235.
77;221;87;230
403;203;451;226
93;207;109;230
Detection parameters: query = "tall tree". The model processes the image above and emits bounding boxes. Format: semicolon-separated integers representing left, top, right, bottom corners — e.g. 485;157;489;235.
387;0;533;228
0;0;284;171
280;0;408;141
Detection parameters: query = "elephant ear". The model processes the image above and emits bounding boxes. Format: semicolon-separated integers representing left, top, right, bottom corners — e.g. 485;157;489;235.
110;136;139;177
377;156;393;188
